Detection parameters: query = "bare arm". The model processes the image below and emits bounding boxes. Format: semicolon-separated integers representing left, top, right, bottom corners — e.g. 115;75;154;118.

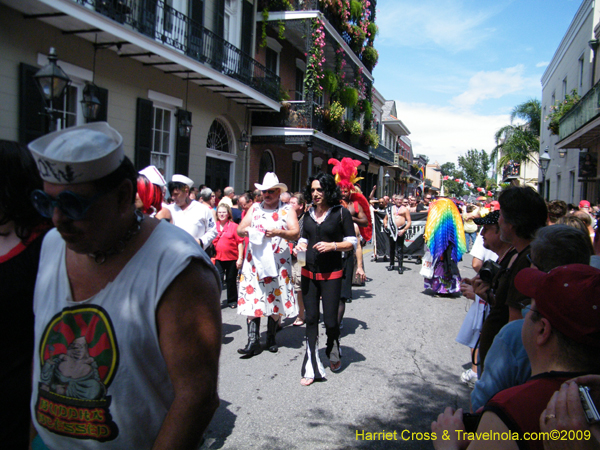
237;203;256;237
369;185;377;201
153;259;222;450
353;203;369;228
472;257;483;272
355;224;366;282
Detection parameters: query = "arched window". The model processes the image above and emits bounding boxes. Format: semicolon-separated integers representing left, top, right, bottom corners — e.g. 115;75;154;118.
258;150;275;183
206;119;231;153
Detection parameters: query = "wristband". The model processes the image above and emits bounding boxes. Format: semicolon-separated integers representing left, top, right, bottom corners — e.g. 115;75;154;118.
334;242;337;251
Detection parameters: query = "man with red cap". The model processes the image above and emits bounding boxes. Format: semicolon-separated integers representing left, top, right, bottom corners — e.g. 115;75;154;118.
432;264;600;450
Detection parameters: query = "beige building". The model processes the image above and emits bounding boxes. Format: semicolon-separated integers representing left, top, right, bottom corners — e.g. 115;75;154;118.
541;0;600;204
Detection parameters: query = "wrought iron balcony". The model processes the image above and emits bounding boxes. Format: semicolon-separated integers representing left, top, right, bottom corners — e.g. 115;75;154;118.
370;144;394;165
559;79;600;141
78;0;280;101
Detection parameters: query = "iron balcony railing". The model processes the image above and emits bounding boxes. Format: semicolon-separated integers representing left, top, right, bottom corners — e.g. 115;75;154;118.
370;144;394;165
559;79;600;141
77;0;280;101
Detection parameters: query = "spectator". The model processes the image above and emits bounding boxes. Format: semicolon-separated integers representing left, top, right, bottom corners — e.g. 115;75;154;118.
280;191;291;204
213;204;244;309
547;199;568;225
231;194;242;224
433;264;600;450
218;186;234;207
462;204;478;252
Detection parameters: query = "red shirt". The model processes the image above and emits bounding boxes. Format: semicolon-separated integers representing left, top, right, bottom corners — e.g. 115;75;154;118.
213;221;243;261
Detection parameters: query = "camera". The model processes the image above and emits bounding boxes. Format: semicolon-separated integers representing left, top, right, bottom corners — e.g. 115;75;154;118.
479;259;501;284
579;386;600;424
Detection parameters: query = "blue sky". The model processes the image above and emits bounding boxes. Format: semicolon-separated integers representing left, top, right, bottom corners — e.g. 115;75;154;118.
373;0;582;166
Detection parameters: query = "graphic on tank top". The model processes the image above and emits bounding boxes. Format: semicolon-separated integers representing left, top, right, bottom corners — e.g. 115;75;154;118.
34;305;119;442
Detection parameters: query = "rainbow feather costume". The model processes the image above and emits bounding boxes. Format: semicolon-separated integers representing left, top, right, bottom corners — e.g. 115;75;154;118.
424;198;467;263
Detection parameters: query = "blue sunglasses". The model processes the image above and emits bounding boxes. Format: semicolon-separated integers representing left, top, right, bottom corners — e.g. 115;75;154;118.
30;189;108;220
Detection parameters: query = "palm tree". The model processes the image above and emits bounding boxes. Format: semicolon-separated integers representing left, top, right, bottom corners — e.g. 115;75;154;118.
491;99;541;169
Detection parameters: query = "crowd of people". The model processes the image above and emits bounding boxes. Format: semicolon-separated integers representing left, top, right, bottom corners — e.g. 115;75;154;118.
2;121;600;449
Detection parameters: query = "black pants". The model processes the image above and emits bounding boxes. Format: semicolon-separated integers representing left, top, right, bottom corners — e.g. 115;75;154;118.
388;232;405;268
216;259;238;305
301;275;342;379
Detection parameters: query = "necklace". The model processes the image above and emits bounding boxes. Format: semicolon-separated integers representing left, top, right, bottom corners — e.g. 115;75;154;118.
88;210;145;264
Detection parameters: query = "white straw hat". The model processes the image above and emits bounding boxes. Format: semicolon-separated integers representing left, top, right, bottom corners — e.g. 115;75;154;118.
254;172;287;192
28;122;124;184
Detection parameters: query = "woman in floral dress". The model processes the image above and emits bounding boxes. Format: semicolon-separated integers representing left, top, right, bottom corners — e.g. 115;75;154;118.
236;173;299;357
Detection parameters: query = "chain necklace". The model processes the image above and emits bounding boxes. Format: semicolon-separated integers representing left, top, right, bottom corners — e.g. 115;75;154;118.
88;210;144;264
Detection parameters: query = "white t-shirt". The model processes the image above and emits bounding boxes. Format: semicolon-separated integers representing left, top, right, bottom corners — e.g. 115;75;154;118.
470;231;498;263
168;200;217;249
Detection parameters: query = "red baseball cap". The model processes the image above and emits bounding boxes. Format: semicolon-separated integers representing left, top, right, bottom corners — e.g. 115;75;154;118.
580;200;591;208
515;264;600;348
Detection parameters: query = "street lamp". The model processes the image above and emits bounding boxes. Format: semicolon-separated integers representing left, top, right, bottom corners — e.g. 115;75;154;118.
539;147;551;200
558;148;567;158
34;47;71;131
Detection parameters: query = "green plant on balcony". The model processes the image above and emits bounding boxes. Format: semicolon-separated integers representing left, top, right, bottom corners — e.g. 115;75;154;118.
304;18;326;97
321;101;345;133
339;86;358;108
349;24;367;53
259;1;294;47
350;0;363;21
362;128;379;147
545;89;581;135
344;119;362;138
322;70;339;95
367;22;378;44
362;45;378;70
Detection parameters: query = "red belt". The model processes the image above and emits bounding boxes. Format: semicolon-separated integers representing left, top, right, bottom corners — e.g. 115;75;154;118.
301;268;343;281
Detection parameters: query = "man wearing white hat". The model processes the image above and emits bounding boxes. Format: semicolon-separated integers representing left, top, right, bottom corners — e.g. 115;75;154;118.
167;174;217;249
28;122;221;449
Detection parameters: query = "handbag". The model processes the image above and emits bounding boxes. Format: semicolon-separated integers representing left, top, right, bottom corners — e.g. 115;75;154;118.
419;246;437;278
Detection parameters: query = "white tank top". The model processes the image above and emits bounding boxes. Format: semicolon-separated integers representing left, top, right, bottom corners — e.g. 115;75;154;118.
30;221;214;449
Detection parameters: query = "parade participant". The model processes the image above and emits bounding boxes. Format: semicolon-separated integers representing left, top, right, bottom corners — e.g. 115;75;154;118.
328;158;372;302
422;198;467;295
383;195;411;274
167;175;217;249
0;140;51;450
432;264;600;450
213;204;244;308
290;192;307;326
295;173;356;386
27;122;221;449
136;166;172;221
236;173;299;356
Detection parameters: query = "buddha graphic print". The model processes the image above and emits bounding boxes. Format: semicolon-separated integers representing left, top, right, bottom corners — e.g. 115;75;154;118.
34;305;119;442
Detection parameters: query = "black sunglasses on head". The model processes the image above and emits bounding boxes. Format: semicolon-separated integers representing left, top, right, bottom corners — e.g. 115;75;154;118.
30;189;109;221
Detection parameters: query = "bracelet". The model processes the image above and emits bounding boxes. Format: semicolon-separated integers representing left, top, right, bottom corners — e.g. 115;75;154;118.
334;242;337;251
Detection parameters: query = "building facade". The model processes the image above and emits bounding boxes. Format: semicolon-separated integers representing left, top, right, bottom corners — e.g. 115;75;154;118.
541;0;600;204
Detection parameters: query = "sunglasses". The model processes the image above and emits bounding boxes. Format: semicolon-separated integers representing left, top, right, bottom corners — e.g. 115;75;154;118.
261;189;277;194
311;188;324;193
30;189;109;221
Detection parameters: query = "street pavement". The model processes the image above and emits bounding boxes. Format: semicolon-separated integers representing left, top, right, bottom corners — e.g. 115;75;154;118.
203;246;477;449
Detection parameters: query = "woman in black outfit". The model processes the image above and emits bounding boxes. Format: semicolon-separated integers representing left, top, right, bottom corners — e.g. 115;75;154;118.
296;173;356;386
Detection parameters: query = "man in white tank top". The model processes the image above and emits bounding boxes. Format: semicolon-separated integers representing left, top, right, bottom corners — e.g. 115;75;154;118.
28;123;221;449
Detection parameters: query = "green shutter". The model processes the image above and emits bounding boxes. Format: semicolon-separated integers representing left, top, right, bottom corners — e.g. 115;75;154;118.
19;63;48;144
135;98;154;170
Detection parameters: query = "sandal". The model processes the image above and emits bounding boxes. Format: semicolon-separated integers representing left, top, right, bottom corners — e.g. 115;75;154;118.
293;317;305;326
300;377;314;386
330;361;342;372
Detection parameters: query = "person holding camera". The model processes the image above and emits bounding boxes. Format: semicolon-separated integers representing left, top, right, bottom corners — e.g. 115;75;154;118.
457;210;512;388
432;264;600;450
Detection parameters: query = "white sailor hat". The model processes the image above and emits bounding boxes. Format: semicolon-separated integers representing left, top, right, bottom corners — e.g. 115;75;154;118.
140;165;166;187
28;122;124;184
171;174;194;188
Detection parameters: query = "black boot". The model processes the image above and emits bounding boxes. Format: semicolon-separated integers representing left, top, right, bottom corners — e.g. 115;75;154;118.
266;316;279;353
238;318;262;357
386;265;395;271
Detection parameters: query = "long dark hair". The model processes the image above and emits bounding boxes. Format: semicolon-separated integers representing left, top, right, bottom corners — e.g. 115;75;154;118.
0;140;48;241
303;172;341;207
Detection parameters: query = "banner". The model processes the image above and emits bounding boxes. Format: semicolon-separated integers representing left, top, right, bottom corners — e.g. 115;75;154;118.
372;210;426;260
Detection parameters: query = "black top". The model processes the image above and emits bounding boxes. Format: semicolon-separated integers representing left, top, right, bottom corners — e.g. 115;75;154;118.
0;230;47;449
302;205;355;274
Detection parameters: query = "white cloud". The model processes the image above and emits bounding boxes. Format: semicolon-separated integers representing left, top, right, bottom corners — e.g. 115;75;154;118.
394;102;509;165
451;65;539;108
377;0;503;52
536;61;549;68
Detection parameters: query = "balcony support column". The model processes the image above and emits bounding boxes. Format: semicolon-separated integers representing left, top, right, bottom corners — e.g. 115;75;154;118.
307;141;314;178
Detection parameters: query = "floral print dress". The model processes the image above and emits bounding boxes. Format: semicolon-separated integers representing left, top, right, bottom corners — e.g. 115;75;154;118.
237;201;297;318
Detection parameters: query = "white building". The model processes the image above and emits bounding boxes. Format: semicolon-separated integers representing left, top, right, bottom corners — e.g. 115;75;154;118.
541;0;600;204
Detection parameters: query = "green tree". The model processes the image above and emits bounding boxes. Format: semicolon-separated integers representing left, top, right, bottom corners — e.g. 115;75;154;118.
491;98;541;169
440;162;468;198
458;149;493;189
